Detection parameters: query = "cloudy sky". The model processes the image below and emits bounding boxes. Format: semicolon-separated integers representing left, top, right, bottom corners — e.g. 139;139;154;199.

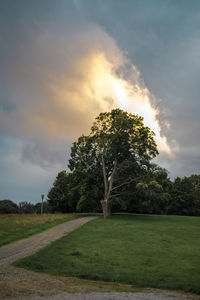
0;0;200;203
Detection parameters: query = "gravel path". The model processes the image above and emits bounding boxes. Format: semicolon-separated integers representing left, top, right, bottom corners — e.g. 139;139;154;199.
0;216;97;267
0;291;193;300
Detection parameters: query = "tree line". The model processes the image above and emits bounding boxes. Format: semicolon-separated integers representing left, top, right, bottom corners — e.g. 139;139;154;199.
48;109;200;217
47;169;200;216
2;171;200;216
0;199;51;214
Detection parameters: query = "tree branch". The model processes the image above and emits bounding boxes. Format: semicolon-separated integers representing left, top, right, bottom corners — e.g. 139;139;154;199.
109;193;121;198
111;176;143;192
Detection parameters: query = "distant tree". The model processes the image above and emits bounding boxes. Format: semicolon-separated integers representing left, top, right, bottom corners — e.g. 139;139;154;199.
188;174;200;187
0;200;18;214
47;171;78;212
18;201;35;214
69;109;158;218
134;180;170;214
34;201;52;214
169;176;200;215
48;169;102;213
148;164;172;192
118;164;172;214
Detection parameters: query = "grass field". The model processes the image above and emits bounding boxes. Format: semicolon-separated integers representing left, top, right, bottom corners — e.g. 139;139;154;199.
14;214;200;295
0;213;79;247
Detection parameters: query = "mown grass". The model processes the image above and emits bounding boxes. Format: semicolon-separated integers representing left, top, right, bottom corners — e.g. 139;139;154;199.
0;213;80;247
14;214;200;295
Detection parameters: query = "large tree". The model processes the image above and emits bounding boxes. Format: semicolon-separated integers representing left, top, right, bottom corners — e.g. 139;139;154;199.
69;109;158;218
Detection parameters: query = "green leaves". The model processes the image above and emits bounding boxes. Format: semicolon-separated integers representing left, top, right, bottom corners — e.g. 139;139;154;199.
67;108;159;214
91;108;158;162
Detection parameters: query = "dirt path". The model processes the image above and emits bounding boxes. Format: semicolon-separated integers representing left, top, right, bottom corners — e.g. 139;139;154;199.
0;216;102;299
0;216;97;268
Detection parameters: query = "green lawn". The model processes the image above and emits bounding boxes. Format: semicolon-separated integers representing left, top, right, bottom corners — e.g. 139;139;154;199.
0;213;79;247
14;214;200;294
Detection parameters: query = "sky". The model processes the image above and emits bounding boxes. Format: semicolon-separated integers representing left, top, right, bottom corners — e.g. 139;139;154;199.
0;0;200;203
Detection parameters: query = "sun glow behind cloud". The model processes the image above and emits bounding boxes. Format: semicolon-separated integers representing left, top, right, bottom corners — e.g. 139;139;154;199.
82;52;172;155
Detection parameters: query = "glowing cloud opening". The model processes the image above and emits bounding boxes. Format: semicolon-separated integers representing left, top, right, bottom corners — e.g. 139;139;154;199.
84;52;172;156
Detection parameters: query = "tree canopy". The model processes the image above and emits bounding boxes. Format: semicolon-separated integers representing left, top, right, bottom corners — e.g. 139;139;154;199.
68;109;158;217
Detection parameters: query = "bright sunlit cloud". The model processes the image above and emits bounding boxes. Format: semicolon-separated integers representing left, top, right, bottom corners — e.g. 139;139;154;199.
0;25;172;161
74;52;172;155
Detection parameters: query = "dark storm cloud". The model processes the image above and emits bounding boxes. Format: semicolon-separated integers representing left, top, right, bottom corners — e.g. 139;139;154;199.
0;0;78;201
0;135;58;203
21;140;70;169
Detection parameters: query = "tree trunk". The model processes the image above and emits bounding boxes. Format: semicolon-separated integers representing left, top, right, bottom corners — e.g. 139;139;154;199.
101;200;111;219
101;155;117;219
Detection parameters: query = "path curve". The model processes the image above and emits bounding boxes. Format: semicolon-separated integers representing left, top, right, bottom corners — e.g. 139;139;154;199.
0;216;97;267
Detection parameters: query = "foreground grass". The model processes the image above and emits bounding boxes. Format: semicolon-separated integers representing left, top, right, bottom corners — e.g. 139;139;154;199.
0;213;79;247
14;214;200;294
